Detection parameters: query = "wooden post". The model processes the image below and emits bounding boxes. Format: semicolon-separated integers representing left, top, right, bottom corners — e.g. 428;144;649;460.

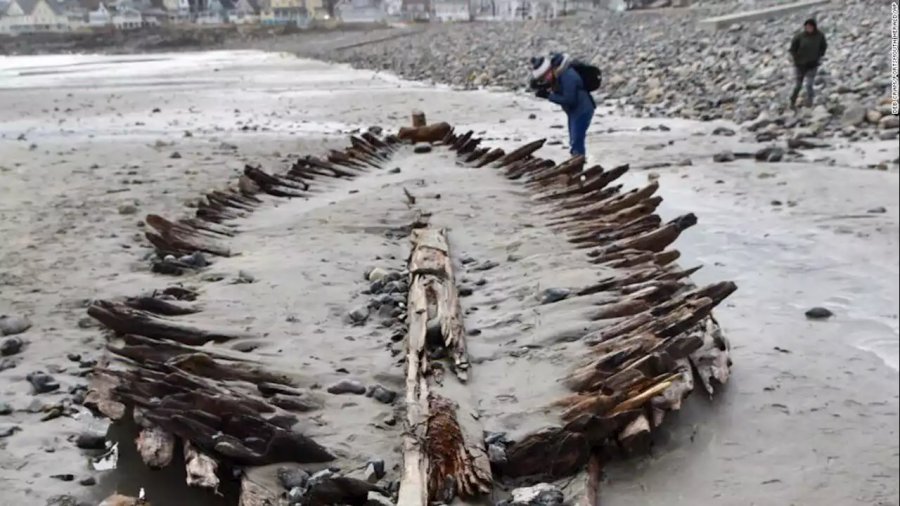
412;110;427;128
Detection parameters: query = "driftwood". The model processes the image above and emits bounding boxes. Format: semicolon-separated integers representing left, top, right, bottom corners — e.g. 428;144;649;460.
398;122;453;143
399;225;492;506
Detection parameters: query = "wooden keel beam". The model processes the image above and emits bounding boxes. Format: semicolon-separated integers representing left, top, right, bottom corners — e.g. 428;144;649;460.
400;225;492;505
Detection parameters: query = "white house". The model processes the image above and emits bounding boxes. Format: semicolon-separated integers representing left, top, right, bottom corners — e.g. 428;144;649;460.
335;0;384;23
87;1;110;25
111;3;141;27
161;0;188;20
0;0;71;33
228;0;257;23
432;0;468;20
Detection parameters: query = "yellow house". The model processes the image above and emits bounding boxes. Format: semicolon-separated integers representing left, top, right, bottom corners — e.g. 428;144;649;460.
0;0;71;33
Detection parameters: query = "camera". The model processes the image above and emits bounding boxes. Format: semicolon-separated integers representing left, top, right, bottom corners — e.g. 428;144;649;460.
529;77;551;93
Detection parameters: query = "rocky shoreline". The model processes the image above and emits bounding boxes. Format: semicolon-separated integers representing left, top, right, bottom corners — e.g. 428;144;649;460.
297;0;898;145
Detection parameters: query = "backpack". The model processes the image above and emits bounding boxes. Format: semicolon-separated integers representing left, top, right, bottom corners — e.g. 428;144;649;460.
571;61;602;92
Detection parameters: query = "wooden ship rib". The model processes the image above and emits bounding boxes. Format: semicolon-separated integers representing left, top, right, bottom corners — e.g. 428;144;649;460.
84;113;735;506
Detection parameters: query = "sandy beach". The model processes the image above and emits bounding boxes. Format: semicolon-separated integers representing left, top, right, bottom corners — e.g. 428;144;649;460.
0;51;898;506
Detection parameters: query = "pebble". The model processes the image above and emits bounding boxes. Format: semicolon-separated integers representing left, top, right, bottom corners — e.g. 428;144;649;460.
539;287;571;304
367;385;398;404
0;314;32;336
75;431;108;450
117;204;138;215
755;146;785;163
235;270;256;283
713;151;736;163
413;143;433;154
867;206;887;214
348;305;370;325
366;267;389;282
805;307;834;320
1;337;24;356
0;401;12;415
51;474;75;482
365;459;386;482
79;476;97;486
365;491;394;506
0;424;21;438
170;151;182;159
327;379;367;395
26;371;60;394
712;126;736;136
499;483;565;506
277;466;310;490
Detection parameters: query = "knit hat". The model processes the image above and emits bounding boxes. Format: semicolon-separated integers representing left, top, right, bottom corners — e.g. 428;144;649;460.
550;52;569;68
531;56;551;79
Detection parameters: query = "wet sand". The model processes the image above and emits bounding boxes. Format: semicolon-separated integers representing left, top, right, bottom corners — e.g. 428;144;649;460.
0;51;898;505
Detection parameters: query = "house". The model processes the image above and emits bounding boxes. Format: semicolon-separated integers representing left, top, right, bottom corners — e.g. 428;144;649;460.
259;0;306;25
87;1;109;25
335;0;384;23
228;0;258;23
158;0;187;19
0;0;71;33
195;0;226;23
111;2;142;27
400;0;426;20
431;0;467;21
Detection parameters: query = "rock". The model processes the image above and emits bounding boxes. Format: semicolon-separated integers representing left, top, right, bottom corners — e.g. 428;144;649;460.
367;385;397;404
170;151;182;159
364;491;394;506
365;459;386;482
755;146;785;163
539;287;570;304
0;402;12;415
840;104;867;127
180;251;209;268
487;442;507;464
471;260;499;272
528;113;537;120
277;466;310;490
1;337;24;356
0;424;20;438
117;204;138;215
327;379;367;395
677;158;693;166
0;314;31;336
771;200;783;206
26;371;60;394
79;476;97;486
805;307;834;320
879;130;898;140
0;358;18;372
500;483;565;506
712;126;736;136
866;110;883;124
348;306;370;325
75;431;107;450
235;270;256;284
867;206;887;214
366;267;389;282
879;115;900;129
51;474;75;482
713;151;736;163
413;143;433;154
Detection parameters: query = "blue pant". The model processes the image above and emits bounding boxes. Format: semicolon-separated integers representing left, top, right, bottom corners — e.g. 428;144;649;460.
568;111;593;157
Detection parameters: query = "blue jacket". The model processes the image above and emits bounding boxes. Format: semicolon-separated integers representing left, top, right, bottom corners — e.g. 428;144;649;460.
548;67;595;118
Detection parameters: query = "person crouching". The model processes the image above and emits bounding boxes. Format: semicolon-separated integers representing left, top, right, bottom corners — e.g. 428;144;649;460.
530;53;596;157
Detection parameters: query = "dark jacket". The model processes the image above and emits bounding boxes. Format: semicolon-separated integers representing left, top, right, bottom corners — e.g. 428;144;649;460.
548;67;595;118
790;29;827;69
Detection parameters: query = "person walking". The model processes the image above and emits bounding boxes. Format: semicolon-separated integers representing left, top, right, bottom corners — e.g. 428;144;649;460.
789;18;827;108
531;53;596;157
